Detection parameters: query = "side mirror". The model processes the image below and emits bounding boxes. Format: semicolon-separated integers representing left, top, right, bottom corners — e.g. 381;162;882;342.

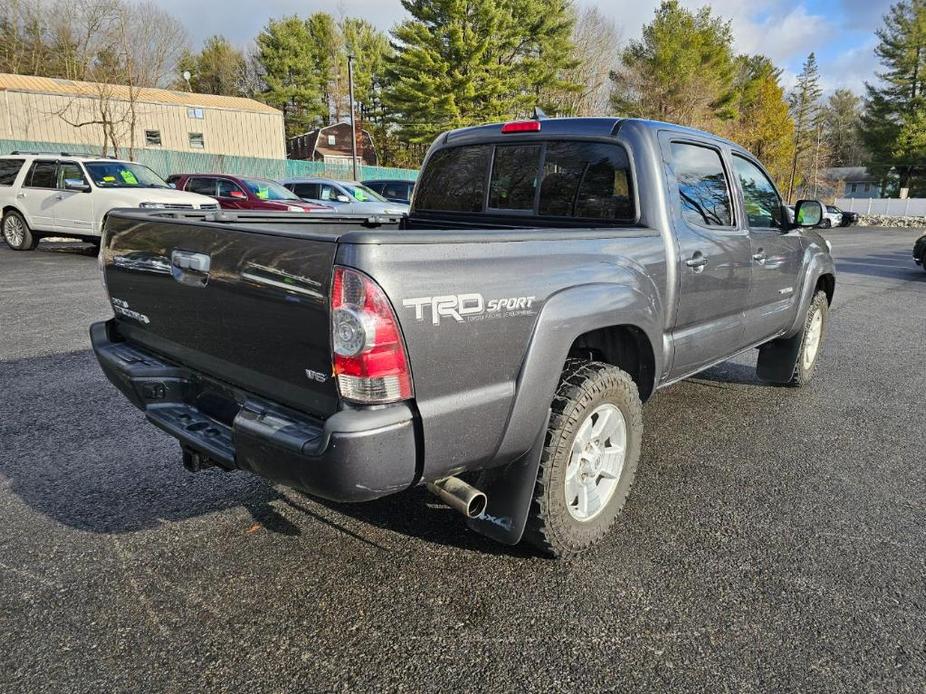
335;194;351;203
65;178;91;192
229;190;247;199
793;200;823;228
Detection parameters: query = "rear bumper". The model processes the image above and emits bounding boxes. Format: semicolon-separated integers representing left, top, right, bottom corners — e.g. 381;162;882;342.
90;320;418;502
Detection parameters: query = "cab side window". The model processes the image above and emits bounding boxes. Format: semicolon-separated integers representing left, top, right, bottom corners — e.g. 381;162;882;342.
57;162;87;188
27;161;57;188
732;156;785;229
217;179;243;197
670;142;733;227
187;177;217;196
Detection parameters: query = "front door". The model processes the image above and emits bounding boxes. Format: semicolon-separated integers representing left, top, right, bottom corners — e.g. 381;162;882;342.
664;138;754;379
52;161;95;235
731;155;805;344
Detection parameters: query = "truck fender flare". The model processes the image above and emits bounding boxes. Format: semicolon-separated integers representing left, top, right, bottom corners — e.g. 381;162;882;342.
785;249;836;338
492;282;662;465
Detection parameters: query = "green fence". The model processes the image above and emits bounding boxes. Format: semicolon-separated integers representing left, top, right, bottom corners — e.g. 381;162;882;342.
0;139;419;182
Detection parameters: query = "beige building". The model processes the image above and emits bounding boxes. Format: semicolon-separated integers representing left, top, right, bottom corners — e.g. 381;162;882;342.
0;73;285;159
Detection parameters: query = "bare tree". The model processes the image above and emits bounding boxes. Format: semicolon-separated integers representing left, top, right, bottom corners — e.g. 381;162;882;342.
553;7;622;116
47;0;188;156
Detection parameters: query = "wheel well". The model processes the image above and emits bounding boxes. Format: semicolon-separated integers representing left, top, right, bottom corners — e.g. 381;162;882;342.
816;273;835;305
567;325;656;401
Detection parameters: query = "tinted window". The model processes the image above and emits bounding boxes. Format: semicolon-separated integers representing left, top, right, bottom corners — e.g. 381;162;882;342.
217;179;242;197
671;143;733;227
57;162;86;188
187;177;216;196
539;142;634;220
489;144;541;210
415;145;492;212
0;159;24;186
290;183;319;199
27;161;57;188
733;156;784;229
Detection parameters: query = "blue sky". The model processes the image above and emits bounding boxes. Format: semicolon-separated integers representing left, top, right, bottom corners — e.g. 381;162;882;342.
156;0;894;94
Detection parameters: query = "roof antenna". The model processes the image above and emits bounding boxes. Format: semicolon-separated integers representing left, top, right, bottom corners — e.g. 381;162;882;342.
532;106;547;120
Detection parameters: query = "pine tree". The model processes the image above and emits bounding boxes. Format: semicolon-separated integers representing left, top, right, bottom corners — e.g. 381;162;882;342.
786;53;823;201
255;16;325;136
822;89;866;167
860;0;926;194
384;0;579;145
176;36;246;96
611;1;738;129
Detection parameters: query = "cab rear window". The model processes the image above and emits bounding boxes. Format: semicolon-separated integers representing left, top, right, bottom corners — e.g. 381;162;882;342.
414;141;635;222
0;159;24;186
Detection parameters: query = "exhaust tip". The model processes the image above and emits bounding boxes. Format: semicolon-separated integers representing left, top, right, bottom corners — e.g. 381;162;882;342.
466;493;487;519
427;477;487;519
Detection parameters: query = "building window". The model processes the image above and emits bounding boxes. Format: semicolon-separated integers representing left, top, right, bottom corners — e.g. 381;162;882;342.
145;130;162;146
327;134;336;146
864;183;870;192
189;132;204;149
187;107;204;119
850;183;857;193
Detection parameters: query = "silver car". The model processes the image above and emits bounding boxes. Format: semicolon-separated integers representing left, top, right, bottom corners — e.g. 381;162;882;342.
279;177;410;215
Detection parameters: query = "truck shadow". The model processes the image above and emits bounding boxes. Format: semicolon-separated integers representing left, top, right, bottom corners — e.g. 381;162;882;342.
0;349;288;535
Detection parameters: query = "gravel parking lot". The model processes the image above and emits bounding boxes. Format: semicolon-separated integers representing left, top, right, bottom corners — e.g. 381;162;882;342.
1;228;924;692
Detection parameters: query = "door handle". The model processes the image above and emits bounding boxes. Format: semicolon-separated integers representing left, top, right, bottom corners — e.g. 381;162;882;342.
685;252;708;271
171;250;211;287
752;250;767;264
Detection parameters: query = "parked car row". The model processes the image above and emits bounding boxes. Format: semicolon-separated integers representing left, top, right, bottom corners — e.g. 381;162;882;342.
785;204;858;228
0;150;416;251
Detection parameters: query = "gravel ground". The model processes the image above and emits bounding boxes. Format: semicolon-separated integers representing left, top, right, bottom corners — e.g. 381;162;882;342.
0;228;924;693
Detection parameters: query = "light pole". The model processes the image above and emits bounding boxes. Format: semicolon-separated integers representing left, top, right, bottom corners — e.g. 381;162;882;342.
348;54;358;181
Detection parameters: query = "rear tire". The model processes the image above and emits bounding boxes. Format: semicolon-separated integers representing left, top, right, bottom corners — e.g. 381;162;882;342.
524;360;643;558
821;218;832;229
788;291;829;387
2;210;37;250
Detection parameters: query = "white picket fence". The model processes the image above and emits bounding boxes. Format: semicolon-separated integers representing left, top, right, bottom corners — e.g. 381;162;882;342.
835;197;926;216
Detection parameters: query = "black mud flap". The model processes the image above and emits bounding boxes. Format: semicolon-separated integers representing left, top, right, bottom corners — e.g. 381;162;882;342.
756;330;802;383
466;411;550;545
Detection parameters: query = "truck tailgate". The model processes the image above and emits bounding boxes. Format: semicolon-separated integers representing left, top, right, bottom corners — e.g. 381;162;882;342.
101;212;359;419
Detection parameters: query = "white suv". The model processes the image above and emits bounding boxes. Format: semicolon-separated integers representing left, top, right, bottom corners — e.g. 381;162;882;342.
0;153;219;251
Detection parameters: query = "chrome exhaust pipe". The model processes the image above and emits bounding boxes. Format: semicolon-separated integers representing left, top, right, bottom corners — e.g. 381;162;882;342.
427;477;487;519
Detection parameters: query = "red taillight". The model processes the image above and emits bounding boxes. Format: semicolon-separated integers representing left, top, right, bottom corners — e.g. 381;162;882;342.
501;120;541;134
331;266;413;404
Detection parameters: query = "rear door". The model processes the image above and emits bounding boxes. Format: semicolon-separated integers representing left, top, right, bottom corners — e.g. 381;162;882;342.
731;154;804;344
20;160;59;230
103;215;343;417
662;137;753;378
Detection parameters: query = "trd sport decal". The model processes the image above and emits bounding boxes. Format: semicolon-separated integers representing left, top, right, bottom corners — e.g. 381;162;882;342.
402;293;537;325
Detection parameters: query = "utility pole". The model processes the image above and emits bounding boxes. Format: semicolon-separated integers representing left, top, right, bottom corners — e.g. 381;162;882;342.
348;55;358;181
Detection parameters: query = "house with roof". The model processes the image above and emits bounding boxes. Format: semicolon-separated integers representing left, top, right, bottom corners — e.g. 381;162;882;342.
287;122;378;166
0;73;285;159
823;166;883;199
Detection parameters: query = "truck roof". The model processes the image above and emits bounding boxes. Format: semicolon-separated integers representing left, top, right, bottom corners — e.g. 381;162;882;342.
440;116;740;151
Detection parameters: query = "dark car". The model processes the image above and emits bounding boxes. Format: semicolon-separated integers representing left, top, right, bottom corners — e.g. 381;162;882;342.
167;174;332;213
362;178;415;204
830;205;859;227
914;233;926;272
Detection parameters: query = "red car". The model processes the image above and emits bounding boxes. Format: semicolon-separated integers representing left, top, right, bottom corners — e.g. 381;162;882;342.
166;173;332;213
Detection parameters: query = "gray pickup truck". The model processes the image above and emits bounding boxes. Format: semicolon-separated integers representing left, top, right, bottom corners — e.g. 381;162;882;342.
91;117;835;556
